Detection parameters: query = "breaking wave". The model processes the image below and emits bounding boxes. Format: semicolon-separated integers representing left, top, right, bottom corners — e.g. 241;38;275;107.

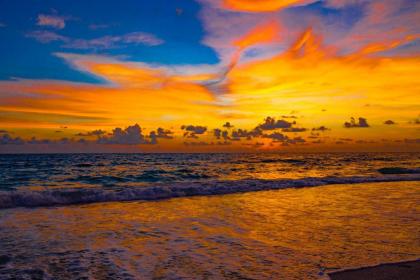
1;174;419;209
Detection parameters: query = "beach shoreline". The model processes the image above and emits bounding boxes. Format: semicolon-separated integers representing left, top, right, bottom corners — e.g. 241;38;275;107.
1;181;419;279
1;174;420;209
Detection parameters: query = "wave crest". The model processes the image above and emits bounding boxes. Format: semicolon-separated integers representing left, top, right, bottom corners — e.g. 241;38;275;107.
1;175;419;209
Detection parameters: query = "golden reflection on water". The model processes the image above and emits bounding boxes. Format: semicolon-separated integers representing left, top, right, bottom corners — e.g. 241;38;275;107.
0;181;419;279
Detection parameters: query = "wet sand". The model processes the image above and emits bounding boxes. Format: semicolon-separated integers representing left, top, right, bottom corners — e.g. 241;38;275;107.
1;181;419;279
329;260;420;280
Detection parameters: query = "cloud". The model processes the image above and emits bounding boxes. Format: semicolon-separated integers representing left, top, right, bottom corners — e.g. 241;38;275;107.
213;128;230;140
75;129;107;137
27;137;52;144
64;32;163;49
282;127;306;133
183;140;231;146
331;0;420;55
262;132;306;146
384;120;396;125
233;20;281;49
27;31;163;49
344;117;370;128
0;22;6;27
149;128;174;144
288;136;306;144
37;14;66;29
404;138;420;144
0;124;177;148
199;20;283;91
123;32;164;46
26;30;69;43
97;124;152;145
212;116;306;142
64;36;121;49
181;125;207;138
207;0;317;12
27;137;82;145
155;127;174;139
325;0;367;8
308;132;319;139
312;126;330;131
256;117;295;130
0;134;24;145
0;53;218;133
231;128;262;140
222;121;234;128
263;132;287;142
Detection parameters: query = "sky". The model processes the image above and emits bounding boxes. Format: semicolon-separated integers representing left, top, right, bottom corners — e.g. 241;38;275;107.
0;0;419;153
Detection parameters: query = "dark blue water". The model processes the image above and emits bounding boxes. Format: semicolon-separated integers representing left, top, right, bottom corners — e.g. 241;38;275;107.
0;153;419;208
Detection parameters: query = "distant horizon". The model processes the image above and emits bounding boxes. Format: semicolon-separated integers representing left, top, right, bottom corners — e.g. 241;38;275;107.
1;150;419;155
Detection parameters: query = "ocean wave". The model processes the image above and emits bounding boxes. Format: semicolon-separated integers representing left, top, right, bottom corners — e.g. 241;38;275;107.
0;174;419;209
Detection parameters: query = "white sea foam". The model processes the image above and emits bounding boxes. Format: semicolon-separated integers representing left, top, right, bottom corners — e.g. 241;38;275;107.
1;175;419;209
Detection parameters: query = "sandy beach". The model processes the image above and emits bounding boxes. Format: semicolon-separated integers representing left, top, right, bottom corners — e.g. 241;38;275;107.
1;181;419;279
329;260;420;280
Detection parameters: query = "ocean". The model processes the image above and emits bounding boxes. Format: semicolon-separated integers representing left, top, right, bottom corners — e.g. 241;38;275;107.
0;152;419;279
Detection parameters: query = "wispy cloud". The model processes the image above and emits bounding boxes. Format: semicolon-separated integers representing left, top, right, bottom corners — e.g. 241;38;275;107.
65;32;163;49
26;30;69;43
27;31;164;49
37;14;67;29
123;32;163;46
0;22;6;27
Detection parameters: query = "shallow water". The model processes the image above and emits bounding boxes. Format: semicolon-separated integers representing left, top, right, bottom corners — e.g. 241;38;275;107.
0;181;419;279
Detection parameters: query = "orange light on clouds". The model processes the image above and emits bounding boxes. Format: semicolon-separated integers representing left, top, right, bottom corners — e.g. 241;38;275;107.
0;2;419;152
233;21;281;50
222;0;312;12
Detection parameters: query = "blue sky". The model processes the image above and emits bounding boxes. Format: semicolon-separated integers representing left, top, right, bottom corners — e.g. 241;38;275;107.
0;0;219;82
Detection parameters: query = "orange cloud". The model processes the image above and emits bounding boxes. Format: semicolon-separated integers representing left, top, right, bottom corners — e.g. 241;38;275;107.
2;4;420;152
0;55;222;135
222;0;314;12
233;21;281;49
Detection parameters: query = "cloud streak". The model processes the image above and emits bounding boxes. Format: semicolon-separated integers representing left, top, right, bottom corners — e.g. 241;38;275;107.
27;31;164;49
37;14;67;29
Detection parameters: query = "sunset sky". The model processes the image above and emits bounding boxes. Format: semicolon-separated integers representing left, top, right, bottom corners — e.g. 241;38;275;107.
0;0;419;152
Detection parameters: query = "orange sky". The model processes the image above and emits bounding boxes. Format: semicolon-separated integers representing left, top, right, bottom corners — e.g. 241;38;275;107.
0;0;419;152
